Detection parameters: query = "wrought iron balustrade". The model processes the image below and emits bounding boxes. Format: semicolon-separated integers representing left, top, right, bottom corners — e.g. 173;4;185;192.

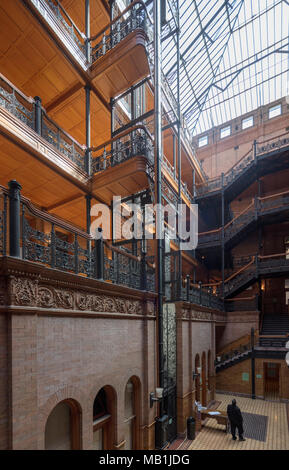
215;341;252;368
89;1;152;63
33;0;86;56
0;185;155;292
198;190;289;248
42;113;86;171
162;155;194;203
256;134;289;155
0;76;34;129
91;126;153;173
196;131;289;197
0;74;86;172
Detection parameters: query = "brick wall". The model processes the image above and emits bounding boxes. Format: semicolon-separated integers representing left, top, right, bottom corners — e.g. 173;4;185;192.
216;358;289;400
193;98;289;179
216;311;259;352
0;257;157;450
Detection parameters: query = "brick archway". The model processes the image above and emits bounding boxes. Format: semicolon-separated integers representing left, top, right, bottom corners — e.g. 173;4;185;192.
38;385;88;450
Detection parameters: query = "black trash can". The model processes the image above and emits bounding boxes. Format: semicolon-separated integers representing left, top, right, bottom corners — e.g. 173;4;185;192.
187;416;196;440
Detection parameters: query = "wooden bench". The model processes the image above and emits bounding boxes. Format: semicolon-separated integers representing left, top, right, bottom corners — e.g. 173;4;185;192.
201;410;229;432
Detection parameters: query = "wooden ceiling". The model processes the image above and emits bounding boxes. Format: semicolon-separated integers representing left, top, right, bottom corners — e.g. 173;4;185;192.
60;0;109;37
0;135;87;229
0;0;199;236
47;87;110;146
0;0;111;147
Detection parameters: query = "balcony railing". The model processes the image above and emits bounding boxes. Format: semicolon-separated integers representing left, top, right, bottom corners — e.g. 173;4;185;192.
0;183;155;292
162;155;194;203
0;74;86;172
202;252;289;298
44;0;86;53
198;189;289;247
88;1;153;63
91;125;154;173
196;132;289;197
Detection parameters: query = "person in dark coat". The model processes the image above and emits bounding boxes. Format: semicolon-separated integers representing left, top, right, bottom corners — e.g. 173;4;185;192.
227;399;246;441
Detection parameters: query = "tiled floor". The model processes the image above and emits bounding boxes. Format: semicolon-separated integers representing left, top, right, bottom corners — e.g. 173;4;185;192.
188;393;289;450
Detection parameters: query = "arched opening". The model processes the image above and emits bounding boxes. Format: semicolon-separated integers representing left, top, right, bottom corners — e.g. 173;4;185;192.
201;351;207;406
92;385;116;450
45;399;81;450
195;354;200;402
124;376;141;449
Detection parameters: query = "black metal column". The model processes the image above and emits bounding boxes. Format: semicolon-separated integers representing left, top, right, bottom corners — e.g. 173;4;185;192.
221;173;225;300
34;96;42;135
8;180;22;258
154;0;164;398
85;85;91;175
176;0;182;301
85;0;90;61
251;327;256;399
173;134;176;179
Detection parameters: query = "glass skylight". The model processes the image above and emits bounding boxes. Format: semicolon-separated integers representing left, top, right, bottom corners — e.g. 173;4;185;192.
162;0;289;136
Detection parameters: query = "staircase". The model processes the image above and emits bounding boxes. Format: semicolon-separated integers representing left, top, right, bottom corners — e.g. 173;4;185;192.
261;313;289;336
215;348;252;372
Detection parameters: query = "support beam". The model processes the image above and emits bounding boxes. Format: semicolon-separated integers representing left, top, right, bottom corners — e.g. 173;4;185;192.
85;85;91;175
8;180;22;258
154;0;164;400
85;0;91;61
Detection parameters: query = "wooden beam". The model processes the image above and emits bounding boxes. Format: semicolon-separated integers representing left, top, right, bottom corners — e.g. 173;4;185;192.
45;82;83;113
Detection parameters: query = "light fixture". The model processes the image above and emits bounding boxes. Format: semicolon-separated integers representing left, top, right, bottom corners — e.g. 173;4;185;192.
150;387;164;408
192;371;199;380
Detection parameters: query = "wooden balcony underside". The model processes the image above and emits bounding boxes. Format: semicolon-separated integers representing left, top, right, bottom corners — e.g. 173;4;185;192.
91;156;149;203
89;30;150;101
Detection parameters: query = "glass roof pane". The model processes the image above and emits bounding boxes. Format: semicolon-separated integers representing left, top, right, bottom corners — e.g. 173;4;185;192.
163;0;289;136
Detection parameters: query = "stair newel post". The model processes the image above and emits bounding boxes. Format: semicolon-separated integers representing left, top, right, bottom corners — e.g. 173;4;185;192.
34;96;42;135
199;281;202;306
95;228;104;280
209;287;212;308
8;180;22;258
186;274;190;302
251;327;256;399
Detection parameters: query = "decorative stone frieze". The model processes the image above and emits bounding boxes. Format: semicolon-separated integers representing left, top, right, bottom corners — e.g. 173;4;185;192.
2;262;156;317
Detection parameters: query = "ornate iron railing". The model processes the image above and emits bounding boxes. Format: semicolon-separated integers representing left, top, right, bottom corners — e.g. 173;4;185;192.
0;74;86;172
162;155;194;203
198;190;289;247
196;132;289;197
89;1;152;63
0;185;155;292
0;75;34;128
42;112;86;170
44;0;86;54
91;125;153;173
215;341;252;368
